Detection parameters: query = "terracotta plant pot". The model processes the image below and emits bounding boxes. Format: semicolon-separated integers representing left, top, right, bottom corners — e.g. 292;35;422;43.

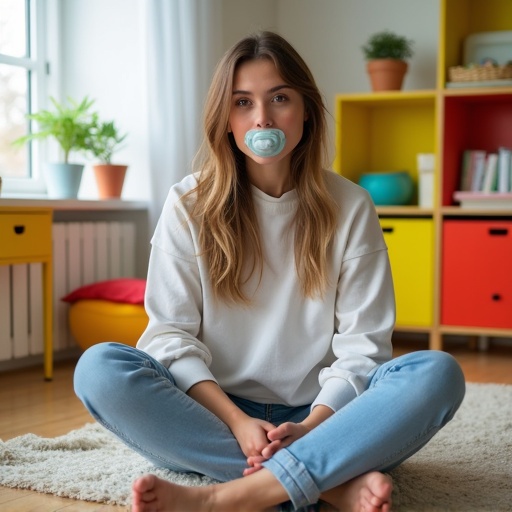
367;59;408;91
93;164;128;199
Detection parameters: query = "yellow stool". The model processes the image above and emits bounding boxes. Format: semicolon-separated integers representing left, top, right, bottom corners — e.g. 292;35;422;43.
69;299;149;350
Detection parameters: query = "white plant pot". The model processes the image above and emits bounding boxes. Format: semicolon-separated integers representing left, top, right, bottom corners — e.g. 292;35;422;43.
44;163;84;199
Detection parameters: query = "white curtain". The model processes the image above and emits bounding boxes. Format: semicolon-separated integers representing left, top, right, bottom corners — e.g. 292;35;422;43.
145;0;222;227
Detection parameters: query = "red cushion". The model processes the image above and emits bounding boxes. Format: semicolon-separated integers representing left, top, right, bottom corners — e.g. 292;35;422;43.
61;278;146;305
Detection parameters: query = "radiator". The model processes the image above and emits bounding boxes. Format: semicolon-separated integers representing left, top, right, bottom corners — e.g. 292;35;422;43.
0;221;136;361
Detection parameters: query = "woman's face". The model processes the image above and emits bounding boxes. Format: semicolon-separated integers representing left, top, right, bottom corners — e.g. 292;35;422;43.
228;58;307;167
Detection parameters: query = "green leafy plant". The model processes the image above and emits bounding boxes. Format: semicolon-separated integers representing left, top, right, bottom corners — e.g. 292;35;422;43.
13;96;96;163
87;119;127;164
362;30;414;61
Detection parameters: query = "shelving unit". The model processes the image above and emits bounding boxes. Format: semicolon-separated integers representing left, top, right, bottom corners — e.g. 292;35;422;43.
0;208;53;379
334;0;512;350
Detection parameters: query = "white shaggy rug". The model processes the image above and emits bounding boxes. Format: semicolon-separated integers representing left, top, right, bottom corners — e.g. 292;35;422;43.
0;383;511;511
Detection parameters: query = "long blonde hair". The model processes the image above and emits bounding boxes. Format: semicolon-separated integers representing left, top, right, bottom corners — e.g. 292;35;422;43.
186;31;338;304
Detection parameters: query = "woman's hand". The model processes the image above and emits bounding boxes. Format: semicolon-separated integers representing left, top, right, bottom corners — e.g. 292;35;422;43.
243;405;335;476
230;416;275;459
264;421;311;458
187;381;275;464
243;421;311;476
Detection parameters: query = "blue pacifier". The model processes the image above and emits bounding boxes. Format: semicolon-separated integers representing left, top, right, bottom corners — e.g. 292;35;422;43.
244;129;286;158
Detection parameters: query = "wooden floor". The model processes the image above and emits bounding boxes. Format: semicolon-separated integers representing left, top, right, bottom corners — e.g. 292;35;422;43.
0;340;511;511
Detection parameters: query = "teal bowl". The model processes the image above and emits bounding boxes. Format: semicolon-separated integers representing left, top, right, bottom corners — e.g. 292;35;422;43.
358;171;414;206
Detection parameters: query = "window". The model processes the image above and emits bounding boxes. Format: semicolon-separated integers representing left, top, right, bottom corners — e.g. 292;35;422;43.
0;0;55;195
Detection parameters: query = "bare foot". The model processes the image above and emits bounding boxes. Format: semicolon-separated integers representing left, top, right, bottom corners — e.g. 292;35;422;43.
321;472;393;512
131;470;391;512
131;474;213;512
131;473;281;512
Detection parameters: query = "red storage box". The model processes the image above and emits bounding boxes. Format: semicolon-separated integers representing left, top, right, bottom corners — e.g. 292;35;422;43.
442;220;512;329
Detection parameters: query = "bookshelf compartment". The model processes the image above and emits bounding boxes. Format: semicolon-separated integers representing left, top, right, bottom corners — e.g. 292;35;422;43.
380;218;434;327
442;219;512;328
334;93;436;202
440;0;512;87
442;93;512;206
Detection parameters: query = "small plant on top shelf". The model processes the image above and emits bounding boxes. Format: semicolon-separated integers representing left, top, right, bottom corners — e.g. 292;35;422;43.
362;30;414;92
362;30;414;61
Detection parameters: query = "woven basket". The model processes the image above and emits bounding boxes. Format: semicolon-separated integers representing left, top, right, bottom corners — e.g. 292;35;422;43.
449;64;512;82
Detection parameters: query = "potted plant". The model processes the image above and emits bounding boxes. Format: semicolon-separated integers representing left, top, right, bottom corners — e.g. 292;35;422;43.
13;96;95;198
87;118;128;199
362;30;414;91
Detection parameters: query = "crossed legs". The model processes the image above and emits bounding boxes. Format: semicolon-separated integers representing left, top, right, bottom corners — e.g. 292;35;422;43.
131;469;393;512
74;345;465;511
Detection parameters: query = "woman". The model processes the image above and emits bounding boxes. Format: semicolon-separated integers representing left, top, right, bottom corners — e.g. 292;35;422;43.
74;32;465;512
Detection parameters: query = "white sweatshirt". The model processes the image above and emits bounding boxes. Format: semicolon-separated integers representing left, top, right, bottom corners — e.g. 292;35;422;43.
137;170;395;412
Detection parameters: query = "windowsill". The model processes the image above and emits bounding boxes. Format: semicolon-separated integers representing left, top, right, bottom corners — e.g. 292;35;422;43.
0;196;149;211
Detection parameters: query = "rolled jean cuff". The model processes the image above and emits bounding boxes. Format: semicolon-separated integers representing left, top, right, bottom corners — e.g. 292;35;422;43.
262;449;320;509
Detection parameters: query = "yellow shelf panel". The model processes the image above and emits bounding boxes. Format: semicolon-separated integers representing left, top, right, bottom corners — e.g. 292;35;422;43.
443;86;512;98
377;206;434;217
440;0;512;86
335;90;437;105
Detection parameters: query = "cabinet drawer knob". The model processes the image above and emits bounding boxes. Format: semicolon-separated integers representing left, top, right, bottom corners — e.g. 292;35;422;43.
488;228;508;236
382;227;394;234
491;294;502;301
14;225;25;235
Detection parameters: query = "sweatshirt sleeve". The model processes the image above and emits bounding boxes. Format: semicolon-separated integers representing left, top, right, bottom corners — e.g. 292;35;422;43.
136;183;217;393
311;188;395;412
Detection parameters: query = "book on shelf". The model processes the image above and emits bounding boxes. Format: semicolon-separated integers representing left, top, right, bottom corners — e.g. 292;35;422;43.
453;191;512;209
459;150;484;191
498;147;511;193
481;153;498;193
471;151;486;192
458;148;511;194
455;148;512;209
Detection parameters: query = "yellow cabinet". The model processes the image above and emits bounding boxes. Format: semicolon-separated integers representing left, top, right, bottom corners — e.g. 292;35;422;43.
0;207;53;380
380;218;434;327
0;212;52;260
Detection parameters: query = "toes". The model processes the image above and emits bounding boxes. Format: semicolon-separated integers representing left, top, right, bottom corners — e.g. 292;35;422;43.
133;474;157;494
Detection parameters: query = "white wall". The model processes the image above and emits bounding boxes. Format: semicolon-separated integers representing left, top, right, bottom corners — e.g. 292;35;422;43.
60;0;439;200
277;0;438;96
220;0;277;49
276;0;439;160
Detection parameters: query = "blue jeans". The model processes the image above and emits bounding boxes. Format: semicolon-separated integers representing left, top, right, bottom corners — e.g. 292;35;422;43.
74;343;465;510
